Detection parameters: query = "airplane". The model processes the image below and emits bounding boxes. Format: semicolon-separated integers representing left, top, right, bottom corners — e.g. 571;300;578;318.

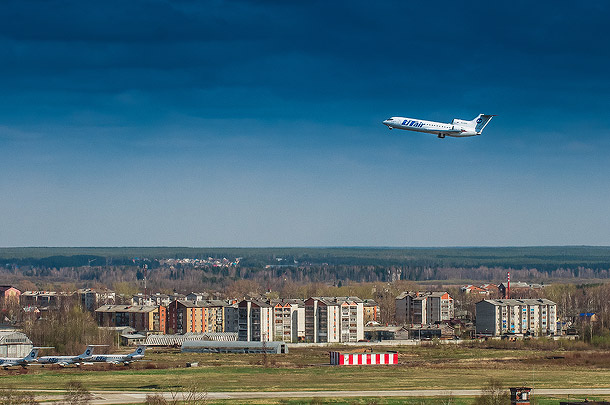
36;345;96;367
382;114;495;138
90;345;146;365
0;348;40;369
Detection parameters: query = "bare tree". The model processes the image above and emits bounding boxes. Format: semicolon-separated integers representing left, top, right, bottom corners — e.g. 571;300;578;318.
63;381;92;405
474;378;510;405
145;393;168;405
161;382;208;405
0;386;37;405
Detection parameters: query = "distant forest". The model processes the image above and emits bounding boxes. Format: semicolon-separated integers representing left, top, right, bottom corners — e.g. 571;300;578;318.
3;246;610;269
2;246;610;292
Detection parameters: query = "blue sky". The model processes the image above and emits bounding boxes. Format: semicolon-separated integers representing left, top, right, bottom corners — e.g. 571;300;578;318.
1;1;609;247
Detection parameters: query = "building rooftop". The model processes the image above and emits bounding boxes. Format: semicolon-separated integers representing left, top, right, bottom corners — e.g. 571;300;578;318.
479;298;556;306
0;331;32;345
95;304;159;313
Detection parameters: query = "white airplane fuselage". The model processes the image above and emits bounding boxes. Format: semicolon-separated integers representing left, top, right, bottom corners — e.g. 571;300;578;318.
37;346;95;367
90;346;145;365
383;114;494;138
37;355;81;367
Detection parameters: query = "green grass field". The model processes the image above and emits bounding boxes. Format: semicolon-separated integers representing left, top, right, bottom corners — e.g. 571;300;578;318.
1;345;610;395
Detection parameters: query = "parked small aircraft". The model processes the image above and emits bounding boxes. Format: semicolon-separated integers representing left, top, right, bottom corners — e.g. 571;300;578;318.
90;345;146;365
0;348;39;369
37;345;96;367
383;114;495;138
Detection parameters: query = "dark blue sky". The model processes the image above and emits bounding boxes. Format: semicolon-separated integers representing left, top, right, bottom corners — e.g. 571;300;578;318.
1;1;609;246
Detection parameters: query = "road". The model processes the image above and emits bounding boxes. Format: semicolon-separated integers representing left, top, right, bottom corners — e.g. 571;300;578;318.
28;388;610;404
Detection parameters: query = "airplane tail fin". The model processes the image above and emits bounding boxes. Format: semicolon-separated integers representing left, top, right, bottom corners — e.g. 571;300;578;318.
130;346;146;357
471;114;496;134
79;345;94;359
25;348;39;362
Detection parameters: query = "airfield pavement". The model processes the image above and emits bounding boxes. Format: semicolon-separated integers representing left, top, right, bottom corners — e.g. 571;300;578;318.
23;388;610;404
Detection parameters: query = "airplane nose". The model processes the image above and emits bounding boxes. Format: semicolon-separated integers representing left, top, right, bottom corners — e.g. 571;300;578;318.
383;119;394;129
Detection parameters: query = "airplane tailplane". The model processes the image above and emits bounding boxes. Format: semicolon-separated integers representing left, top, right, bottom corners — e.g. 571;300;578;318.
471;114;495;134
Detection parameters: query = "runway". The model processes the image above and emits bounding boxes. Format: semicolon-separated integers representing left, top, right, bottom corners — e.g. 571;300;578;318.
29;388;610;404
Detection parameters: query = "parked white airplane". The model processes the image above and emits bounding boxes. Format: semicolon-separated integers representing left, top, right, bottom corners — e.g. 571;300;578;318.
383;114;495;138
90;345;146;365
37;345;95;367
0;348;39;369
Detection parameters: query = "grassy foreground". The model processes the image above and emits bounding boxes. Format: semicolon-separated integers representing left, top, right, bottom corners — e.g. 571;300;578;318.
1;345;610;397
2;364;610;391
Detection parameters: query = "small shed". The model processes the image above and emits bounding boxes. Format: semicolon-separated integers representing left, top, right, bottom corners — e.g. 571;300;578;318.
330;351;397;366
121;333;147;346
0;330;33;357
510;387;531;405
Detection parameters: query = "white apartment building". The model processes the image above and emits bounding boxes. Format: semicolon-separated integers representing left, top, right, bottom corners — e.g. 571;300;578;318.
304;297;364;343
476;298;557;336
78;288;115;312
271;299;305;343
238;300;274;342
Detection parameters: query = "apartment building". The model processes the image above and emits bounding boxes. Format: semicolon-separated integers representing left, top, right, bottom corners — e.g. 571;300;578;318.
95;304;166;332
78;288;115;312
185;292;209;301
20;291;75;308
132;292;186;307
167;300;236;334
304;297;364;343
395;291;454;325
426;292;454;324
238;300;274;342
475;298;557;336
362;299;379;324
271;299;305;342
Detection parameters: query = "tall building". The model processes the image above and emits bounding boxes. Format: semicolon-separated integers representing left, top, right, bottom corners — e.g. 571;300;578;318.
395;291;454;325
476;298;557;336
238;300;274;342
271;299;305;343
362;299;379;325
78;288;115;312
167;300;236;334
304;297;364;343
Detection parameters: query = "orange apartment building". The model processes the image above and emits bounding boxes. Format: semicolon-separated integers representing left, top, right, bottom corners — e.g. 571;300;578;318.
167;300;236;334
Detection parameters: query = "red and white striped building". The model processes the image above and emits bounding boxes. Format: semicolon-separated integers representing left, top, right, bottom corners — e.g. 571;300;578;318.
329;351;397;366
